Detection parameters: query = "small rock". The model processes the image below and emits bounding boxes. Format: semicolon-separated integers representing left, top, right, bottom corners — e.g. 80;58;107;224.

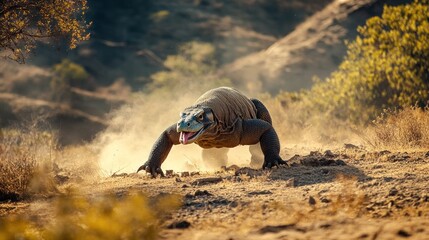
397;229;411;237
344;143;359;149
180;172;190;177
359;233;369;238
235;167;263;177
175;177;182;182
300;158;320;167
226;164;240;171
319;159;336;166
404;173;416;179
308;196;316;205
165;170;174;177
259;224;296;234
335;160;346;166
320;196;331;203
379;150;391;155
248;190;272;196
389;187;399;196
319;223;331;229
287;154;301;162
111;173;128;178
310;151;320;156
190;171;200;176
191;177;223;186
324;150;335;158
383;177;395;182
194;190;212;196
290;162;300;167
318;189;329;195
229;201;239;208
372;164;383;169
181;184;189;188
167;220;191;229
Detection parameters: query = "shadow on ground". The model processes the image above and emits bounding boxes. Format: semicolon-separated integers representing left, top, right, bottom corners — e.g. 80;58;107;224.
236;150;367;187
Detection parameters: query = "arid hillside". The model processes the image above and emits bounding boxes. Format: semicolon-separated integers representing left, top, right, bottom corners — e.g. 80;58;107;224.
221;0;411;93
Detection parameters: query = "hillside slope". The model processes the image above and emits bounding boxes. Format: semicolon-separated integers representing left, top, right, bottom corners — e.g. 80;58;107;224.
221;0;411;93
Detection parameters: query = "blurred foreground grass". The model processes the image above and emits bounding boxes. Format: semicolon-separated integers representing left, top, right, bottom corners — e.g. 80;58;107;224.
0;191;181;240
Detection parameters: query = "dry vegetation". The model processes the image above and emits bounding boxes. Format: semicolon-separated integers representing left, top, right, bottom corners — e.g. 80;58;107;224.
1;1;428;239
0;191;181;240
0;126;56;201
365;106;429;150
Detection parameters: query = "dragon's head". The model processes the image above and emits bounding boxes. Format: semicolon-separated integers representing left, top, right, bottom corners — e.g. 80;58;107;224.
177;107;214;144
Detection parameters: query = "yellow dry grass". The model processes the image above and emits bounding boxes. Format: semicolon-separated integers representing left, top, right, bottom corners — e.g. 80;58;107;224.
0;128;56;201
365;106;429;150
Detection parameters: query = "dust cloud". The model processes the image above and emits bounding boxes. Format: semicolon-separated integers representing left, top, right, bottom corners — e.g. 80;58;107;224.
93;88;252;176
93;86;363;176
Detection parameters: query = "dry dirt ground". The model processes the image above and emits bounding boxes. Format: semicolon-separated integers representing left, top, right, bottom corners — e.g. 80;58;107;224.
1;146;429;240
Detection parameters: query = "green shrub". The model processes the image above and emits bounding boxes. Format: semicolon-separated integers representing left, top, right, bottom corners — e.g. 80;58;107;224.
150;10;170;23
51;59;91;101
291;0;429;124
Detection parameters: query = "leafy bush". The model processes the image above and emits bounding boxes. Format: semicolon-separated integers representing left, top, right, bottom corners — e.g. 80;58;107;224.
150;10;170;23
288;0;429;124
51;59;91;101
364;106;429;150
0;192;181;240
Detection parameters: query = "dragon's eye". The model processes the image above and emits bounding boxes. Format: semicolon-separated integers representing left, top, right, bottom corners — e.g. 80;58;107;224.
198;114;204;121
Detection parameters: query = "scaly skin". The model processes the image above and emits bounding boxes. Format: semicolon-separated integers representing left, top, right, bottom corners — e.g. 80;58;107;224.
137;87;287;177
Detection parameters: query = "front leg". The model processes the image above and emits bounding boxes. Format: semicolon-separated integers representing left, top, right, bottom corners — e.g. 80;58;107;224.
137;124;180;177
240;119;287;168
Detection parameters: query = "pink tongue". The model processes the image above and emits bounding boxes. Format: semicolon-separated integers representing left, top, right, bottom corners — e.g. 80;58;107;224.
180;132;193;144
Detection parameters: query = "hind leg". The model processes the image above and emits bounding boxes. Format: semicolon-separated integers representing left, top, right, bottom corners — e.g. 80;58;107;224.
241;119;287;169
249;99;273;168
202;148;229;170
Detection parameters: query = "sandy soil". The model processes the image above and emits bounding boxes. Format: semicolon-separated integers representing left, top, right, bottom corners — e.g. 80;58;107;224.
1;146;428;240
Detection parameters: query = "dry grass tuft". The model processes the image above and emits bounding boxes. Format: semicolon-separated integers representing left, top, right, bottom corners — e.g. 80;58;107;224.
0;127;57;201
364;106;429;150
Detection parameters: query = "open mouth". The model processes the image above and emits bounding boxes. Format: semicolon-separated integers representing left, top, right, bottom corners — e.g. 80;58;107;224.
179;127;204;144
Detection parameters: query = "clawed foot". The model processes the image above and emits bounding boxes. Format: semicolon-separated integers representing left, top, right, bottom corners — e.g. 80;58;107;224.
137;162;165;178
262;157;288;169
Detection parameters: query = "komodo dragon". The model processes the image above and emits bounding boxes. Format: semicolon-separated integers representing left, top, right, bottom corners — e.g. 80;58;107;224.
137;87;287;177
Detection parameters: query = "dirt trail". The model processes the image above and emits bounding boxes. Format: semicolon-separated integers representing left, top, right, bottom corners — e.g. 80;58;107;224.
83;147;429;239
1;147;428;239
